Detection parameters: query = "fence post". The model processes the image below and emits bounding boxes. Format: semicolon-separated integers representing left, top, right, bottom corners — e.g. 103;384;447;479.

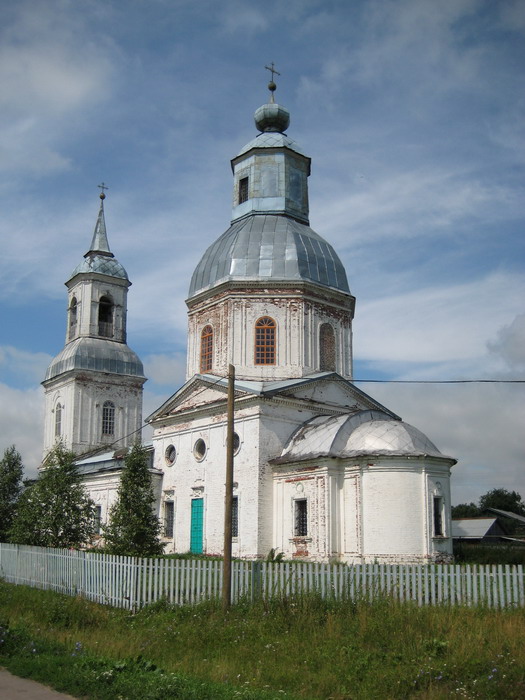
251;560;263;601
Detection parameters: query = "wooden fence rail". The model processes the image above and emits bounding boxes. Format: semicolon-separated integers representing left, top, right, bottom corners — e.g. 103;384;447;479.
1;544;524;610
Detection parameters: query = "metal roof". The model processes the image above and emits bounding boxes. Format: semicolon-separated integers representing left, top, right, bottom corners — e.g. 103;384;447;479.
70;253;129;280
451;518;499;538
44;337;145;381
68;196;129;282
188;214;350;298
74;443;158;476
235;130;309;160
278;410;451;462
487;508;525;524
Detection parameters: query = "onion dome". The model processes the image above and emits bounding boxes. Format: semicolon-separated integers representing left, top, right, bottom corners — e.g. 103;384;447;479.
254;102;290;133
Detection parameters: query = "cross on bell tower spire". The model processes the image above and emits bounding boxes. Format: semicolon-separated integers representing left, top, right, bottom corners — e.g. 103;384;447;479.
97;182;109;200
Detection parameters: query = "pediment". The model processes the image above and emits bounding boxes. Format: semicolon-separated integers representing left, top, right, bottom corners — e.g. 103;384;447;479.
272;375;398;417
146;372;399;424
147;377;230;422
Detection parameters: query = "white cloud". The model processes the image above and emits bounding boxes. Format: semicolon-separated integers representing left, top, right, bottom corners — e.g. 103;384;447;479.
219;6;268;34
314;166;519;252
0;346;52;385
143;353;187;388
488;312;525;374
0;1;119;179
354;272;525;372
0;383;43;479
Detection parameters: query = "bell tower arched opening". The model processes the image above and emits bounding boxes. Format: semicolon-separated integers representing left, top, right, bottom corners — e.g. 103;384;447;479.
98;296;114;338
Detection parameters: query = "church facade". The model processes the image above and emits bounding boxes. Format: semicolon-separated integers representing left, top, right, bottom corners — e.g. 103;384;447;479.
43;84;456;563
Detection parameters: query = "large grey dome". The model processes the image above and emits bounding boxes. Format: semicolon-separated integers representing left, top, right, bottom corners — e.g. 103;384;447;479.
278;410;449;462
188;214;350;298
44;337;144;381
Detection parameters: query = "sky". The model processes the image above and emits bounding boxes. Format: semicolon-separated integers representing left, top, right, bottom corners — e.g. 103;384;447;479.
0;0;524;505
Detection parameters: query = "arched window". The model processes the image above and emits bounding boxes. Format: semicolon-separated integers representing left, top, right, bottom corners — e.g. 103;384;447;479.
319;323;336;371
200;325;213;373
54;403;62;438
254;316;276;365
68;298;78;340
98;296;113;338
102;400;115;436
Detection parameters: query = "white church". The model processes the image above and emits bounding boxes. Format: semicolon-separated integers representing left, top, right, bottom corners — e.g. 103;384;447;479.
42;81;456;564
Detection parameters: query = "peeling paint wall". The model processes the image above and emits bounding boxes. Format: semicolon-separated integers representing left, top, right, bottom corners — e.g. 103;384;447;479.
186;284;353;381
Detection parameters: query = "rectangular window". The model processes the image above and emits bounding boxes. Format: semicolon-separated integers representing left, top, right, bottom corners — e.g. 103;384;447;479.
294;499;308;537
433;497;443;537
232;496;238;538
94;505;102;535
164;501;174;538
102;402;115;436
238;176;249;204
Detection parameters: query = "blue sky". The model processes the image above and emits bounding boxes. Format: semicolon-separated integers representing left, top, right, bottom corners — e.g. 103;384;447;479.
1;0;524;504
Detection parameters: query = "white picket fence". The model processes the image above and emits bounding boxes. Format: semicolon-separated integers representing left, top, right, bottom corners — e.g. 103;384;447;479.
0;543;524;610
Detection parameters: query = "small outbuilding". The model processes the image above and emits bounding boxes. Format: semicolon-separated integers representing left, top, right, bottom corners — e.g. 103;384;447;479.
451;517;508;542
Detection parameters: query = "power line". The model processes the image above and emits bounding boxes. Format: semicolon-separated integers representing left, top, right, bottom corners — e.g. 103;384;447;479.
352;379;525;384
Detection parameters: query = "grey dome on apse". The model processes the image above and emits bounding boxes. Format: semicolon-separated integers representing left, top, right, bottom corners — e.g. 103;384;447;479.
277;410;452;463
69;194;129;282
44;337;144;381
188;214;350;297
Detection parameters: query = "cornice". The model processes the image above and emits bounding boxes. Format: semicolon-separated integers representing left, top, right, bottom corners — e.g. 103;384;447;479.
186;278;354;311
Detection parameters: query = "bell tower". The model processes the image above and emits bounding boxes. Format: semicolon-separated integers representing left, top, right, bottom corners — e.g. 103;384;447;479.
42;189;146;458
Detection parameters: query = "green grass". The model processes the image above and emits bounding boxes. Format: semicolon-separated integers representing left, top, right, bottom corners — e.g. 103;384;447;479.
1;580;525;699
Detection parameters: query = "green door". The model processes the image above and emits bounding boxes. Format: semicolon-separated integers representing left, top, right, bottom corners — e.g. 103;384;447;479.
190;498;204;554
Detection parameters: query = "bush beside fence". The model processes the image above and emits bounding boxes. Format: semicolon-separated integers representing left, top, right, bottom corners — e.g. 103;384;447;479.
0;543;524;610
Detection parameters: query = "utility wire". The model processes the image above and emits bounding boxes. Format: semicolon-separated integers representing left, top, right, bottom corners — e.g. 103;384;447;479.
72;374;523;463
351;379;525;384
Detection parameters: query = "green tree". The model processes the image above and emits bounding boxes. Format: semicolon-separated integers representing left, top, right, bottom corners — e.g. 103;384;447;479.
478;488;525;516
9;444;96;548
103;443;163;557
451;502;480;518
478;488;525;535
0;446;24;541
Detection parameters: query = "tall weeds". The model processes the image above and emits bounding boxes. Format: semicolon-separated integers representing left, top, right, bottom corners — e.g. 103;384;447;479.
1;581;524;699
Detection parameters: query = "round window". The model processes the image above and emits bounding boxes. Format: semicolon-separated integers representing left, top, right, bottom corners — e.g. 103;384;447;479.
233;432;241;455
165;444;177;466
193;438;207;461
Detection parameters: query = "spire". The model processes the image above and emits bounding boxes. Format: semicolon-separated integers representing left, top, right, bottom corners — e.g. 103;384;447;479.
86;185;113;258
